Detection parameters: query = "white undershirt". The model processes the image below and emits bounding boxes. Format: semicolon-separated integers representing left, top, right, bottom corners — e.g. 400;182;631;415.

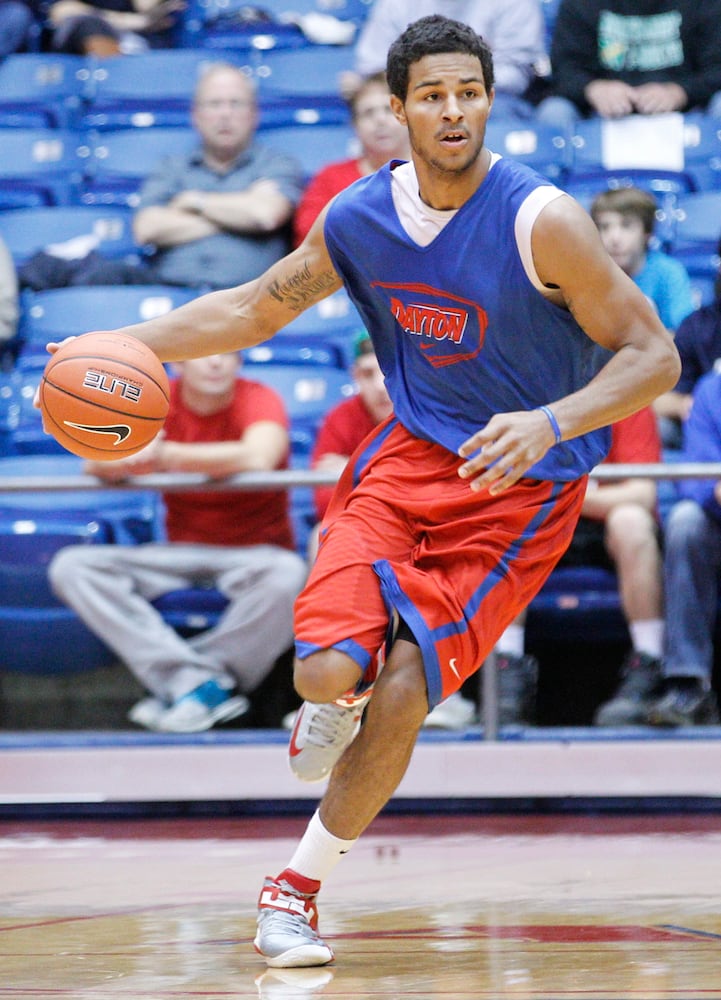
390;155;565;294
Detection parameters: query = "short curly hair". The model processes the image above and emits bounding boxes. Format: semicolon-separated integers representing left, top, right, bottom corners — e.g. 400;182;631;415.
386;15;494;104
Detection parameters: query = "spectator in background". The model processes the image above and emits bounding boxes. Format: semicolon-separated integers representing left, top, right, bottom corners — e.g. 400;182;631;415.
48;0;184;55
590;187;695;334
133;63;304;289
343;0;546;120
0;233;18;348
537;0;721;130
493;188;688;725
490;406;665;727
0;0;34;58
589;187;695;449
293;73;410;247
309;331;393;561
49;352;307;733
648;369;721;726
654;248;721;451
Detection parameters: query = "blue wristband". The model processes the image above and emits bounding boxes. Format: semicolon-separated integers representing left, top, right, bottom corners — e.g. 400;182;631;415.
538;405;562;445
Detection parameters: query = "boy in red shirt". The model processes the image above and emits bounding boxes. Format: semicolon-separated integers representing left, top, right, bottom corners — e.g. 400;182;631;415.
49;352;307;732
309;332;392;556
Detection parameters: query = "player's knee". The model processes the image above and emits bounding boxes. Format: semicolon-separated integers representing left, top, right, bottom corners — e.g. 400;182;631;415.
293;649;362;703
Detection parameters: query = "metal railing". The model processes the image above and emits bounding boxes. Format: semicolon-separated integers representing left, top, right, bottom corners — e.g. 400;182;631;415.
2;460;720;738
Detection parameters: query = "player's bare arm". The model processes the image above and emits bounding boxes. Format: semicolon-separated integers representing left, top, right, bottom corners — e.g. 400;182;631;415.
459;194;680;494
532;194;680;429
105;206;341;363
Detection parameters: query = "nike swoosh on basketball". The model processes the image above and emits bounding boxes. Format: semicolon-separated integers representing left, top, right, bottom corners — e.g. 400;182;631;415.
64;421;132;444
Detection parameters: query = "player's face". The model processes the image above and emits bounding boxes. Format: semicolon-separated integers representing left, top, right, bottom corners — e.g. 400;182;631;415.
390;53;493;183
594;210;648;277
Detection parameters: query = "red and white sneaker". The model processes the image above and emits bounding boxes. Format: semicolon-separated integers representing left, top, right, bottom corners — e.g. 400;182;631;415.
288;653;380;783
254;871;334;968
288;690;373;782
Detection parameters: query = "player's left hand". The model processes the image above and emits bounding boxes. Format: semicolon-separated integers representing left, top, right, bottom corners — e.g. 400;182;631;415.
457;409;558;494
32;337;79;411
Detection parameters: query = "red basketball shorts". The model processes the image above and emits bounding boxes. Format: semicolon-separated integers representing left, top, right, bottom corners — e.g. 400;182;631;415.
294;418;586;708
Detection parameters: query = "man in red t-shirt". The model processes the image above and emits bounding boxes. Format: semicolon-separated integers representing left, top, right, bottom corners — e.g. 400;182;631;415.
308;332;392;559
487;406;665;727
49;352;307;732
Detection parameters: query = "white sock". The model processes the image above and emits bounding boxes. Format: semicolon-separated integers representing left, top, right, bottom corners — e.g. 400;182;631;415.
495;624;525;658
629;619;664;660
286;808;357;883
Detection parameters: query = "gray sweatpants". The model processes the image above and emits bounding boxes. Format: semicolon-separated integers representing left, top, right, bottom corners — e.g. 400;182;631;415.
49;543;308;703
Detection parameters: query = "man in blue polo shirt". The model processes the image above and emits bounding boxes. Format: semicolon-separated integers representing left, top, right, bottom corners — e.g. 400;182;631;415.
133;62;305;290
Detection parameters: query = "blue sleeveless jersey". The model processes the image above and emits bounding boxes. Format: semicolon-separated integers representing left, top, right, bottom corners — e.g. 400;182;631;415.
323;157;610;481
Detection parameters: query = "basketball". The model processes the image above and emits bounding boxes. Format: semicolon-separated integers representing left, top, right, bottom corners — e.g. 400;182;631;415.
39;331;170;461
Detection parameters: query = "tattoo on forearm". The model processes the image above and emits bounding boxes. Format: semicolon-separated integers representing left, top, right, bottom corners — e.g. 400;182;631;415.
268;260;336;311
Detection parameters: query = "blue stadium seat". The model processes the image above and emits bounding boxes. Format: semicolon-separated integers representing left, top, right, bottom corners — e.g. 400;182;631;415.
686;266;718;310
260;121;357;182
18;285;199;363
667;191;721;303
0;54;89;129
528;565;626;644
244;335;346;369
0;128;88;209
247;362;354;425
0;604;114;674
246;290;363;369
565;117;697;245
0;514;112;607
486;119;570;183
255;45;355;127
80;127;198;207
681;112;721;192
289;483;316;557
670;190;721;257
568;117;696;187
180;0;317;51
81;51;250;130
4;365;70;456
181;0;367;48
151;588;229;633
0;371;20;457
328;0;373;26
280;291;363;368
0;205;139;266
540;0;561;50
0;452;162;673
0;453;163;544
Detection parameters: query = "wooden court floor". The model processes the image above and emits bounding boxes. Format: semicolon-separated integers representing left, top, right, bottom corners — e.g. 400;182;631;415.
1;812;720;999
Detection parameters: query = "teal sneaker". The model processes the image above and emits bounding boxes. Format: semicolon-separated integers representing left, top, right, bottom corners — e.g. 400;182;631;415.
155;679;249;733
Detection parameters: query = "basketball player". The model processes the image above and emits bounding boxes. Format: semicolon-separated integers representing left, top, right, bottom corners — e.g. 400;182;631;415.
53;16;680;967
